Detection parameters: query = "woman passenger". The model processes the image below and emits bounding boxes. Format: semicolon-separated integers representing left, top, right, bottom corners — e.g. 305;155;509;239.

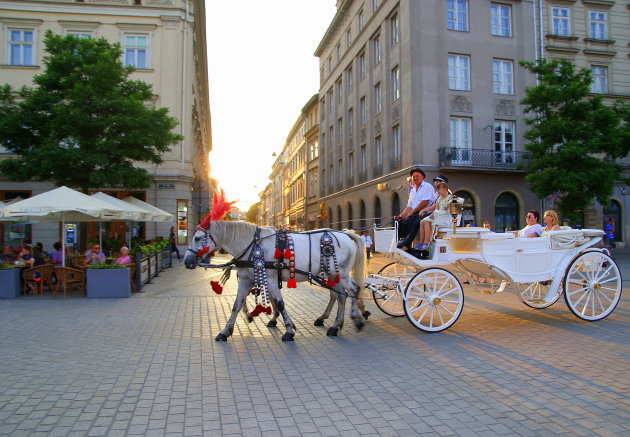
541;210;561;236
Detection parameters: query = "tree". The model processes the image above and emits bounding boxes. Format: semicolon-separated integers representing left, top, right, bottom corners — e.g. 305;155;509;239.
246;202;260;223
0;31;183;192
520;58;630;219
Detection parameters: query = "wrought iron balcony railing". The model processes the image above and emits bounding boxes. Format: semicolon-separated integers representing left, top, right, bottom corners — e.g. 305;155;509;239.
438;147;528;170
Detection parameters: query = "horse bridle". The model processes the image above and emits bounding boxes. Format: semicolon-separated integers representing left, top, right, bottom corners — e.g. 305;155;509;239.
186;223;217;258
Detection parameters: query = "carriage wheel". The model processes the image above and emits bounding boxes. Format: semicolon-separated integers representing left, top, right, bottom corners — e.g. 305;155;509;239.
371;262;414;317
403;268;464;333
516;280;562;309
563;251;622;321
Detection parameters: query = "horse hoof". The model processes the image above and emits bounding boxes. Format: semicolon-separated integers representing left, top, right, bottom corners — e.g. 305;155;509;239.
266;320;277;328
326;327;338;337
355;321;364;332
282;332;295;341
362;311;371;320
314;318;324;326
215;333;228;341
246;314;254;323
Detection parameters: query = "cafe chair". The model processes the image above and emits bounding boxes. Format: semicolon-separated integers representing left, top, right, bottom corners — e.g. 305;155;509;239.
23;264;54;296
52;266;86;298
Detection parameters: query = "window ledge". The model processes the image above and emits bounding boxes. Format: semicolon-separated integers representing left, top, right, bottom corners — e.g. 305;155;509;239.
130;68;155;72
583;0;615;7
583;49;616;56
0;64;39;69
545;45;580;54
546;34;579;41
584;38;616;44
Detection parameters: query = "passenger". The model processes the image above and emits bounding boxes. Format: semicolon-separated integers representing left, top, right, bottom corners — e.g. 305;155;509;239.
513;210;543;238
115;246;132;265
482;220;491;230
541;210;561;236
395;168;436;251
416;182;452;249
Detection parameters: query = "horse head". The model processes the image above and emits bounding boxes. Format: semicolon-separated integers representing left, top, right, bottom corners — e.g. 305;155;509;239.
184;190;235;269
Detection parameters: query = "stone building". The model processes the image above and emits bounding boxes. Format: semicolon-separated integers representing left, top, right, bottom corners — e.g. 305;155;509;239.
0;0;211;250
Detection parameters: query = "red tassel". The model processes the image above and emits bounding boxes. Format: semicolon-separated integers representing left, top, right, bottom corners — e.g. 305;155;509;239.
210;280;223;294
262;305;272;315
249;288;258;295
198;246;209;256
326;278;334;288
250;303;272;317
274;248;282;259
334;275;340;284
284;248;293;258
287;278;297;288
209;251;215;257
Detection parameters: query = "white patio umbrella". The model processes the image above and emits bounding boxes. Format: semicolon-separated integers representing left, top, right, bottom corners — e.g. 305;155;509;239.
1;186;128;266
121;196;174;222
90;192;154;249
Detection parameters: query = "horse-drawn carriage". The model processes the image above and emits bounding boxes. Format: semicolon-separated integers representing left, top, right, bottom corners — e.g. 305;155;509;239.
365;201;623;332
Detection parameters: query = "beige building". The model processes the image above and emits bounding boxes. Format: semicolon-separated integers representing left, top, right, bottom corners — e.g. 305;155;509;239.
0;0;211;250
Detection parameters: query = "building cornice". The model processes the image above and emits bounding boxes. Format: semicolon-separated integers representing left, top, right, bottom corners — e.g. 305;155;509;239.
314;0;352;57
0;1;188;19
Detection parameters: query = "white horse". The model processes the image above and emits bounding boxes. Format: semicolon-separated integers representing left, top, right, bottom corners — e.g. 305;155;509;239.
184;221;367;341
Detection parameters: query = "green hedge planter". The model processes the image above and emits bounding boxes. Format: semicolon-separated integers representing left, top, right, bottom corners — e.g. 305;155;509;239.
87;268;130;298
0;268;21;299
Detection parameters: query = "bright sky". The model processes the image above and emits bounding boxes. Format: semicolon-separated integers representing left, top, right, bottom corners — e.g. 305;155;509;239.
206;1;337;211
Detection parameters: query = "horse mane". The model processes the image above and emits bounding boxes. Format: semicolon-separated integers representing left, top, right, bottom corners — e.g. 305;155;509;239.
213;220;260;245
200;190;236;228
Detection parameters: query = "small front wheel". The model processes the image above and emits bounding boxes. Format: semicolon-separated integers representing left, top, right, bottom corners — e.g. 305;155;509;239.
404;268;464;332
564;251;622;321
516;280;562;309
371;262;414;317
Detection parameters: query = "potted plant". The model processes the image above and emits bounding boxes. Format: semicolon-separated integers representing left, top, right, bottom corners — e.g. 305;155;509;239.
0;264;21;298
86;263;131;298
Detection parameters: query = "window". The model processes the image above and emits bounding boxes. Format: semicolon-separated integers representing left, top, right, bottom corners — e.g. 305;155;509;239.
590;66;608;94
360;97;366;125
124;34;149;68
372;0;379;13
551;7;570;36
358;10;365;30
338;159;343;182
176;200;188;245
448;54;470;91
348;152;354;178
327;89;333;112
391;66;400;101
329;164;334;188
348;108;354;136
8;30;34;66
373;35;381;65
346;28;352;47
359;52;366;79
327;56;332;72
336;43;340;61
338;118;343;142
447;0;469;31
375;136;383;167
494;121;515;164
492;59;513;94
449;117;472;164
392;125;401;160
360;145;367;172
374;83;382;114
490;3;511;37
336;79;343;102
391;13;399;46
347;68;353;93
589;11;607;40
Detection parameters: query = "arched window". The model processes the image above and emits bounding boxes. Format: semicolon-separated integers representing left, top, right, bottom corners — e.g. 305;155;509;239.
454;190;475;226
336;206;342;230
391;192;401;217
348;203;354;230
603;200;622;241
374;197;382;226
495;192;518;231
360;200;366;230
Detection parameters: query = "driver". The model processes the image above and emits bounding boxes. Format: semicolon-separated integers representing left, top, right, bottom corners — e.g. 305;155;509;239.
395;167;436;251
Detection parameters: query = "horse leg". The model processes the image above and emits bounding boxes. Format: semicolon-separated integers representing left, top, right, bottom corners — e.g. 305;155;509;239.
314;292;336;326
267;287;296;341
266;298;281;328
216;279;250;341
326;289;346;337
242;298;253;323
348;280;365;331
357;296;370;320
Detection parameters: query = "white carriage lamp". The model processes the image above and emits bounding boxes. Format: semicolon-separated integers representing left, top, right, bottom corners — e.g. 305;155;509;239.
449;199;464;234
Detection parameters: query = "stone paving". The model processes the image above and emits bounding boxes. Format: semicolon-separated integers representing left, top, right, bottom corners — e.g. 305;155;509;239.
0;252;629;436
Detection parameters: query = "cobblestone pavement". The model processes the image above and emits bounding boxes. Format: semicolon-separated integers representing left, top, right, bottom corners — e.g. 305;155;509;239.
0;252;629;436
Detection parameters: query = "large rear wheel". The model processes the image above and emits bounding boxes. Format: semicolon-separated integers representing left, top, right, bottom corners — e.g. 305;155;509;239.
403;268;464;332
371;262;415;317
564;251;622;321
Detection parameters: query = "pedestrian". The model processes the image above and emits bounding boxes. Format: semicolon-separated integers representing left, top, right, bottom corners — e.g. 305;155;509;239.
170;226;181;261
360;230;373;260
604;218;615;248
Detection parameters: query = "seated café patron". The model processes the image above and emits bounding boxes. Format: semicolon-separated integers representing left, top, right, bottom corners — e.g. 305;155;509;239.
115;247;131;265
85;244;106;265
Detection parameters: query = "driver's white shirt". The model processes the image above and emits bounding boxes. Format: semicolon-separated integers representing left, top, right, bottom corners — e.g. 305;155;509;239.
407;181;436;210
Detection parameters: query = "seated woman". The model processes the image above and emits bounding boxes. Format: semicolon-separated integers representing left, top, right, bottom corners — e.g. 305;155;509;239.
416;182;452;250
513;210;544;238
541;210;561;236
115;246;131;265
48;242;64;266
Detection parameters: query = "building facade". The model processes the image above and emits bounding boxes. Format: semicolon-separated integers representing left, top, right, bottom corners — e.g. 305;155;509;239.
0;0;211;250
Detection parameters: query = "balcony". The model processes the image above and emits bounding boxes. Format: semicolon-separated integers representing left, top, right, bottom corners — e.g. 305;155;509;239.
438;147;528;171
389;156;401;171
373;164;383;178
358;170;367;183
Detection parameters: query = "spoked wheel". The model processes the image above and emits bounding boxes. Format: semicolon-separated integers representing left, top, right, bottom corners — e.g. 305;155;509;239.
371;262;415;317
516;280;563;309
564;251;622;321
403;268;464;332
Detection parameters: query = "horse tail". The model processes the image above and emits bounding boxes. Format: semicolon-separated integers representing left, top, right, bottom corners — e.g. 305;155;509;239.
342;230;366;291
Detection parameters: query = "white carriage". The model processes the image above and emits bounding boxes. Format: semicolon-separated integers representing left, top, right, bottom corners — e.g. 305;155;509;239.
364;203;623;332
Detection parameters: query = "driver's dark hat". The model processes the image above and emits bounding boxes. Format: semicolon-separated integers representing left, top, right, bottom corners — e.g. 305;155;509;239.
433;175;449;183
409;167;425;177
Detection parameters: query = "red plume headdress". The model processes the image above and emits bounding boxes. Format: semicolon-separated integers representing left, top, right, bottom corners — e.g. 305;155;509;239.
199;190;236;229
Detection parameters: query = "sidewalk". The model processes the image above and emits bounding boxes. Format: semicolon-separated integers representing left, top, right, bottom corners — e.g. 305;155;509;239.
0;251;628;436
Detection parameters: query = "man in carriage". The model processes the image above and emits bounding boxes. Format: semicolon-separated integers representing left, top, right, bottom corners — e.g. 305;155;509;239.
395;167;436;251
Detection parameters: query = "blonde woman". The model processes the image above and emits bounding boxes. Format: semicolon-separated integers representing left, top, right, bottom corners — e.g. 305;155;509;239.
416;182;452;249
542;210;561;236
